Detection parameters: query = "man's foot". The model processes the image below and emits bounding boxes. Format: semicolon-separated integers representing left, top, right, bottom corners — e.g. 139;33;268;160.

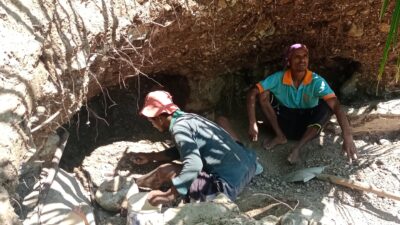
287;149;300;164
263;136;287;150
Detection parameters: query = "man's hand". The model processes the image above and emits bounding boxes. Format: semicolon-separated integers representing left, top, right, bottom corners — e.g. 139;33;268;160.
342;134;357;163
131;153;151;165
248;122;259;142
147;188;177;206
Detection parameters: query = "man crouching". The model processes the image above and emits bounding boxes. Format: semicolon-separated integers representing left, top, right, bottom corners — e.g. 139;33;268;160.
132;90;259;206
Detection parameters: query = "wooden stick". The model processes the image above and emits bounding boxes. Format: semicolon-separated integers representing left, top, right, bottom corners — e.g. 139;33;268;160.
316;173;400;201
244;202;281;218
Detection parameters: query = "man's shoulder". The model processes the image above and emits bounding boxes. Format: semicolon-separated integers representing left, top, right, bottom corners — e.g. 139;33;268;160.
171;113;199;127
310;71;328;83
311;70;330;78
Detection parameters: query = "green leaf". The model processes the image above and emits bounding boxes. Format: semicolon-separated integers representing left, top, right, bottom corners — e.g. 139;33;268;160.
396;54;400;83
380;0;390;20
377;0;400;94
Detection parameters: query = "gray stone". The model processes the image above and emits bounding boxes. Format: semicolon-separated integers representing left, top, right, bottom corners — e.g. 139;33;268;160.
95;176;137;212
340;72;360;99
164;194;240;225
259;215;279;225
280;212;308;225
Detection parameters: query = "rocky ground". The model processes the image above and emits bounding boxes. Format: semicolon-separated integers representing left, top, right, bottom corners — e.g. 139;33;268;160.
38;94;399;225
74;120;400;225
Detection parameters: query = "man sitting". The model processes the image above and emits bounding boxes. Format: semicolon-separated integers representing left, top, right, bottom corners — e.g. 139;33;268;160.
247;43;357;164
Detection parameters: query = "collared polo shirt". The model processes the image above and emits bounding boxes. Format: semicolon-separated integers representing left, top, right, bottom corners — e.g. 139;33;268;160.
256;69;336;109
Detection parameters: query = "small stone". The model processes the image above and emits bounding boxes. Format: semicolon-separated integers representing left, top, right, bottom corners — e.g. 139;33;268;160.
136;0;148;4
346;9;357;16
36;106;46;116
376;159;384;166
218;0;227;9
309;220;322;225
163;4;172;11
29;116;39;123
347;23;364;37
379;139;391;145
260;215;279;225
361;8;370;15
281;212;309;225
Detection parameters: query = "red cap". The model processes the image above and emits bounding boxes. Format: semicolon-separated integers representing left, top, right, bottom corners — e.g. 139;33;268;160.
140;91;179;118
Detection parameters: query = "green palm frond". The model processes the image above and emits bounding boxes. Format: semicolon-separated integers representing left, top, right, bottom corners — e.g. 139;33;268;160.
395;54;400;83
380;0;390;20
377;0;400;94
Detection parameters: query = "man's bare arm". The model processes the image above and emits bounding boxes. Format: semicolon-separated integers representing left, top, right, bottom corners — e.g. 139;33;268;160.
247;87;259;141
325;97;357;162
131;146;180;165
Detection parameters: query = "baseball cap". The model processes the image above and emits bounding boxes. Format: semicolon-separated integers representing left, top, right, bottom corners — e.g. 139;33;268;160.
140;90;179;118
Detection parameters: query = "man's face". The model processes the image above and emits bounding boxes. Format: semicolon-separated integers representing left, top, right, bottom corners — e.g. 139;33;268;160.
289;48;309;72
148;116;165;132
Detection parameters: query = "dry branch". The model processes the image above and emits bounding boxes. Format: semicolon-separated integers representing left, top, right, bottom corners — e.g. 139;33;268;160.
31;109;62;133
37;131;69;224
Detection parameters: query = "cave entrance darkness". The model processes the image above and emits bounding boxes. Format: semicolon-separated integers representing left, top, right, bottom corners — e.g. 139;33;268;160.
313;56;361;102
59;74;190;172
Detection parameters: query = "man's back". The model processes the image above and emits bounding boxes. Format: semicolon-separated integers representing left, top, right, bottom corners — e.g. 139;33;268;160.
170;112;257;195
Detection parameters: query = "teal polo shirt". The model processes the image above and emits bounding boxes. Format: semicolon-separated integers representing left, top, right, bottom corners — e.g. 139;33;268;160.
256;69;336;109
169;111;257;198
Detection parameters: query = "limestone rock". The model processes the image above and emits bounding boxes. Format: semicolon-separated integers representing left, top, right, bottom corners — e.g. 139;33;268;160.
95;176;138;212
340;72;360;99
259;215;279;225
164;193;240;224
280;212;309;225
0;186;21;225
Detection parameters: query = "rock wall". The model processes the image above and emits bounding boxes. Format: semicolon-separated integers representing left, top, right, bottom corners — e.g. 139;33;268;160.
0;0;399;223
